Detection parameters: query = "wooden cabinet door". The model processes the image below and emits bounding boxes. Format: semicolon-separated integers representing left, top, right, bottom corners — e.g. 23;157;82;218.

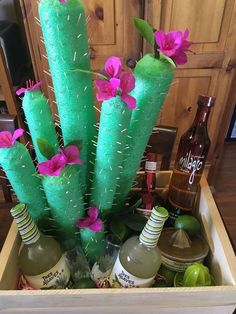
20;0;142;115
144;0;236;180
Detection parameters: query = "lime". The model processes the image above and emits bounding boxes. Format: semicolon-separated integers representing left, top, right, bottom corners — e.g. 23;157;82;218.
174;263;215;287
174;215;201;236
73;278;97;289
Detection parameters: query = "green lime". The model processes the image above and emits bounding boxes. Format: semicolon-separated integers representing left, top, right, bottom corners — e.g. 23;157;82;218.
73;278;97;289
174;215;201;236
183;263;213;287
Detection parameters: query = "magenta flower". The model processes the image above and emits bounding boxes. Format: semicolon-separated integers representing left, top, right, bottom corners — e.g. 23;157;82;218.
95;78;120;101
38;154;66;176
0;129;24;148
16;80;43;96
76;206;103;232
59;145;82;165
95;56;136;109
154;28;192;65
59;0;68;3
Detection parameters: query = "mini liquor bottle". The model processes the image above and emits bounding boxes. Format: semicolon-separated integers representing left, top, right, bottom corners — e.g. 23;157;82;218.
111;206;168;288
132;153;164;218
10;204;71;289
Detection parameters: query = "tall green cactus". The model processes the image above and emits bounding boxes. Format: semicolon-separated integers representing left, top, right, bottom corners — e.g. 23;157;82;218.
22;89;58;162
114;54;174;207
0;142;49;229
90;96;131;214
38;0;96;192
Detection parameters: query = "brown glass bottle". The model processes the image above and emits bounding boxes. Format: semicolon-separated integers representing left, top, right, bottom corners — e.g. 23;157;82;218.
167;95;215;225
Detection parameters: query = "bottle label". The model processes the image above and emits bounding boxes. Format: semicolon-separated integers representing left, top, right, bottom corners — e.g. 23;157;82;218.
145;161;157;172
110;256;155;288
24;255;70;289
178;150;205;184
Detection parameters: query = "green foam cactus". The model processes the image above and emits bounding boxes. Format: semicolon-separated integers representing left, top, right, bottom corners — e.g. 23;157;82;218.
22;89;58;162
0;142;49;229
38;0;96;192
91;96;131;214
42;165;85;243
115;54;174;207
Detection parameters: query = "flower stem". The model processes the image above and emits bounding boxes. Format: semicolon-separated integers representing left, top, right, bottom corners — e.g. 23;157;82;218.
71;68;108;80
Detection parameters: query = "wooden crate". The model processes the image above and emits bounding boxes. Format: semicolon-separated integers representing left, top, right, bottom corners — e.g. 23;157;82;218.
0;172;236;314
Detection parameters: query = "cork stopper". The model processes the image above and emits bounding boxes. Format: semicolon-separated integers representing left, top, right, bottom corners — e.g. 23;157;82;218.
139;206;168;248
10;204;40;245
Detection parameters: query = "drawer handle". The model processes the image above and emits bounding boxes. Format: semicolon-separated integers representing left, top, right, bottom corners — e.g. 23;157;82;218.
95;6;104;21
126;58;136;69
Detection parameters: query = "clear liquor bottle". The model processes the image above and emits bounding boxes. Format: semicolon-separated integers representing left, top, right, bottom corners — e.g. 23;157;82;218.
167;95;215;225
111;206;168;288
10;204;71;289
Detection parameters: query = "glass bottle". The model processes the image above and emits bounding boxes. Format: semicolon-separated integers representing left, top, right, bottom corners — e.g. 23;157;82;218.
110;206;168;288
10;204;71;289
167;95;215;225
131;153;164;218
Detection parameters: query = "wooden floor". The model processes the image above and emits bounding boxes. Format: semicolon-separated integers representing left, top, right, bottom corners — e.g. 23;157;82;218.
213;141;236;253
0;142;236;253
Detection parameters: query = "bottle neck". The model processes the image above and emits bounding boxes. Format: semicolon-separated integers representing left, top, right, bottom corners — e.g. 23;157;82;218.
139;206;168;248
10;204;40;245
192;104;212;128
143;154;157;192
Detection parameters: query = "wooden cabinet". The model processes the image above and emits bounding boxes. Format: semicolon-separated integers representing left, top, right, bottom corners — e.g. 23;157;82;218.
145;0;236;180
17;0;236;182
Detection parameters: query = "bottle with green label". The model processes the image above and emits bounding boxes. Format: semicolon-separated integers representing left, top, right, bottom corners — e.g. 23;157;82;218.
111;206;168;288
10;204;70;289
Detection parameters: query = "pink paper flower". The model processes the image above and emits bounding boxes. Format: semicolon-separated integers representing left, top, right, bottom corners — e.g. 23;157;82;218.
104;56;122;79
95;56;136;110
0;129;24;148
95;78;120;101
120;72;136;110
59;145;82;165
38;154;66;177
76;206;103;232
154;28;192;65
16;80;43;96
59;0;68;3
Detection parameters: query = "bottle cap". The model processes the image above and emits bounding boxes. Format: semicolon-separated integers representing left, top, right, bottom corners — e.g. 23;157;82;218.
10;204;40;245
139;206;169;248
197;95;215;107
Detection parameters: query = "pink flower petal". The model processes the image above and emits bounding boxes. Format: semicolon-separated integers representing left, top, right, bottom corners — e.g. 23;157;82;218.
89;219;103;232
11;128;24;145
95;78;119;101
88;206;99;221
0;131;12;148
105;56;122;78
38;154;66;176
76;217;91;229
121;94;137;110
16;81;43;96
63;145;82;165
154;29;192;65
120;72;135;94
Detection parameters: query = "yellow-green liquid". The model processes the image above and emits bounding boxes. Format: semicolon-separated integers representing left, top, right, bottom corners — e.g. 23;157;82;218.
19;234;62;276
119;236;162;278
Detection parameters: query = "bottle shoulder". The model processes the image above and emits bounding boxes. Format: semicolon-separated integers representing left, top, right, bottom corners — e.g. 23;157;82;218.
19;235;62;276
